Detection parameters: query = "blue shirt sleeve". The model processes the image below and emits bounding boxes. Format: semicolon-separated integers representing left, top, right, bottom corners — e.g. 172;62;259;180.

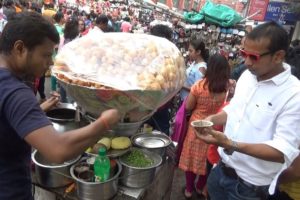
3;87;52;138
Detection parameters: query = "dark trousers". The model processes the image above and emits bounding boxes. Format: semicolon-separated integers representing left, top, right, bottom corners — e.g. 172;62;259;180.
38;75;46;99
268;189;293;200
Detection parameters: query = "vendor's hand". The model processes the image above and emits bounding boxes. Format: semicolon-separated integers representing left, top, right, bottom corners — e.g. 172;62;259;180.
40;96;60;112
100;109;120;128
196;128;231;149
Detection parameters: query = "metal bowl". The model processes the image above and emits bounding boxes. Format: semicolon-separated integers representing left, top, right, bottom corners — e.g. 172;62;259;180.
32;150;81;188
85;114;149;136
119;148;162;188
131;132;172;157
46;103;89;132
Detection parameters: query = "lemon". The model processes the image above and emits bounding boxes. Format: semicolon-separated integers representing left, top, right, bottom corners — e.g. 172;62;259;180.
111;137;131;150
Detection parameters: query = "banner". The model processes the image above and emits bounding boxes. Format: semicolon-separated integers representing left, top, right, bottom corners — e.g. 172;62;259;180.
247;0;269;21
264;2;300;25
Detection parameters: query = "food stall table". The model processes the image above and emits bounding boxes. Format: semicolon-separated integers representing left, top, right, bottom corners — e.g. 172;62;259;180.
32;143;177;200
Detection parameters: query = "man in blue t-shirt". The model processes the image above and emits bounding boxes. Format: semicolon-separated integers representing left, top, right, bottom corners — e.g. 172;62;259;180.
0;12;120;199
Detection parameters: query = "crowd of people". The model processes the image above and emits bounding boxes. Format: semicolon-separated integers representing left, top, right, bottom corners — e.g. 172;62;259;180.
0;0;300;200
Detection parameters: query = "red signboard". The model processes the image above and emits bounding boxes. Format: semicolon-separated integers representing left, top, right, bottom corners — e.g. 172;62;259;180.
248;0;270;21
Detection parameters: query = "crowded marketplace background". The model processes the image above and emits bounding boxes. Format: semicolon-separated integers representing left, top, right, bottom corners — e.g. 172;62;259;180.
0;0;300;200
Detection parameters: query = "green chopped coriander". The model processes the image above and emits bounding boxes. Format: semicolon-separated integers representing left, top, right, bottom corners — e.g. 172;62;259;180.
123;149;153;168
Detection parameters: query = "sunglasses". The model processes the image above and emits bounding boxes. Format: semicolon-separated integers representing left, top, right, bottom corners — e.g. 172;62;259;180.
240;49;273;62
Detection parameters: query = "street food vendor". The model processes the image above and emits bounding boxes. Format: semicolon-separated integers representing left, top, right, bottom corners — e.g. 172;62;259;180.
0;12;120;200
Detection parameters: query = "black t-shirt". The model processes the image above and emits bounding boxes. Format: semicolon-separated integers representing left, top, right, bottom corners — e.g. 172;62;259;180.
0;69;51;200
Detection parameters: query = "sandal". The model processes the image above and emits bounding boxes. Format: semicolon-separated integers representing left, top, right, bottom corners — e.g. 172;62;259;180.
182;187;193;199
195;188;208;200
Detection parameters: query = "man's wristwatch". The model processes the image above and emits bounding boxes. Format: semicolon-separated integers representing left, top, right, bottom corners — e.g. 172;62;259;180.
223;139;238;155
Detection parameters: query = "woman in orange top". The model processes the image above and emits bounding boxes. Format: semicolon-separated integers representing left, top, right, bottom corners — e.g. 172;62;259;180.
179;54;231;198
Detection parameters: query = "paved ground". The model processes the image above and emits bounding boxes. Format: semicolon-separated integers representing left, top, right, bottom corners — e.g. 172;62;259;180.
39;77;205;200
171;168;206;200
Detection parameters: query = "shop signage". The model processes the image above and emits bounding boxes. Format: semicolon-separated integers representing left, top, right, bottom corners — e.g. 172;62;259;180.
248;0;269;21
264;2;300;25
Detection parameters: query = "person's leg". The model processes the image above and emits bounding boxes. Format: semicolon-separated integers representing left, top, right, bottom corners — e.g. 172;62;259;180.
185;171;196;197
50;76;57;92
59;85;68;103
207;164;228;200
196;174;208;198
227;181;269;200
208;163;269;200
38;75;46;101
196;174;207;191
269;190;293;200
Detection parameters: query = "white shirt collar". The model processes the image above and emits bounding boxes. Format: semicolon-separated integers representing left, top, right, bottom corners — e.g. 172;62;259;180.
250;63;291;86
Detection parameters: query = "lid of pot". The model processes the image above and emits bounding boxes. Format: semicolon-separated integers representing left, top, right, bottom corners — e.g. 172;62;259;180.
132;133;171;148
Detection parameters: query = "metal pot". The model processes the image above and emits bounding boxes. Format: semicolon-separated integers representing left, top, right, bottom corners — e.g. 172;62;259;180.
31;150;81;188
70;159;122;200
119;148;162;188
131;132;172;158
85;114;149;136
46;103;89;132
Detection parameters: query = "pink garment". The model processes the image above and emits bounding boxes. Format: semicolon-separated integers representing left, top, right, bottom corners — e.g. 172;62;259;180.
185;171;207;192
171;99;188;164
121;21;132;32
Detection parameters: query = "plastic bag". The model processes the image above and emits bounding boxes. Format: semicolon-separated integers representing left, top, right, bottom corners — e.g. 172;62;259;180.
54;32;185;91
200;0;242;27
183;11;204;24
52;32;186;121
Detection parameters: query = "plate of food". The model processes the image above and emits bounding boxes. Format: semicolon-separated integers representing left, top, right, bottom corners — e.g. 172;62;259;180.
86;136;132;158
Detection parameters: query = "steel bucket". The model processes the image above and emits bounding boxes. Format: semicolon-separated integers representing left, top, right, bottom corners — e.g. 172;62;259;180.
119;148;162;188
32;150;81;188
70;159;122;200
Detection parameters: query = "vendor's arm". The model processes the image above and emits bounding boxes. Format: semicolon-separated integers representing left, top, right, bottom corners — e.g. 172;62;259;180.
6;88;120;163
197;129;284;163
279;154;300;184
25;109;119;163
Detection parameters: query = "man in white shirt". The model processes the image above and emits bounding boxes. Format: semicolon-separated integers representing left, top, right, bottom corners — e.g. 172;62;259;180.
196;21;300;200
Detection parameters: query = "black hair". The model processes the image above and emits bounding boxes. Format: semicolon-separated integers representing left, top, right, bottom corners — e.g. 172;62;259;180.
204;54;231;93
53;11;64;23
30;2;41;13
96;14;108;25
0;12;60;54
3;0;14;7
124;16;130;22
64;18;79;41
246;21;289;53
150;24;173;41
190;39;209;62
44;3;54;9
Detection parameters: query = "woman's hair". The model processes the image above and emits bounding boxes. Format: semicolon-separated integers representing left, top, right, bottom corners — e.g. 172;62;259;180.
204;53;231;93
190;39;209;62
64;18;79;41
53;11;64;23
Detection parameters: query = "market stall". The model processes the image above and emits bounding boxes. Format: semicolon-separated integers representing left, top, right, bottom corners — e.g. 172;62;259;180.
31;32;184;200
32;142;177;200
